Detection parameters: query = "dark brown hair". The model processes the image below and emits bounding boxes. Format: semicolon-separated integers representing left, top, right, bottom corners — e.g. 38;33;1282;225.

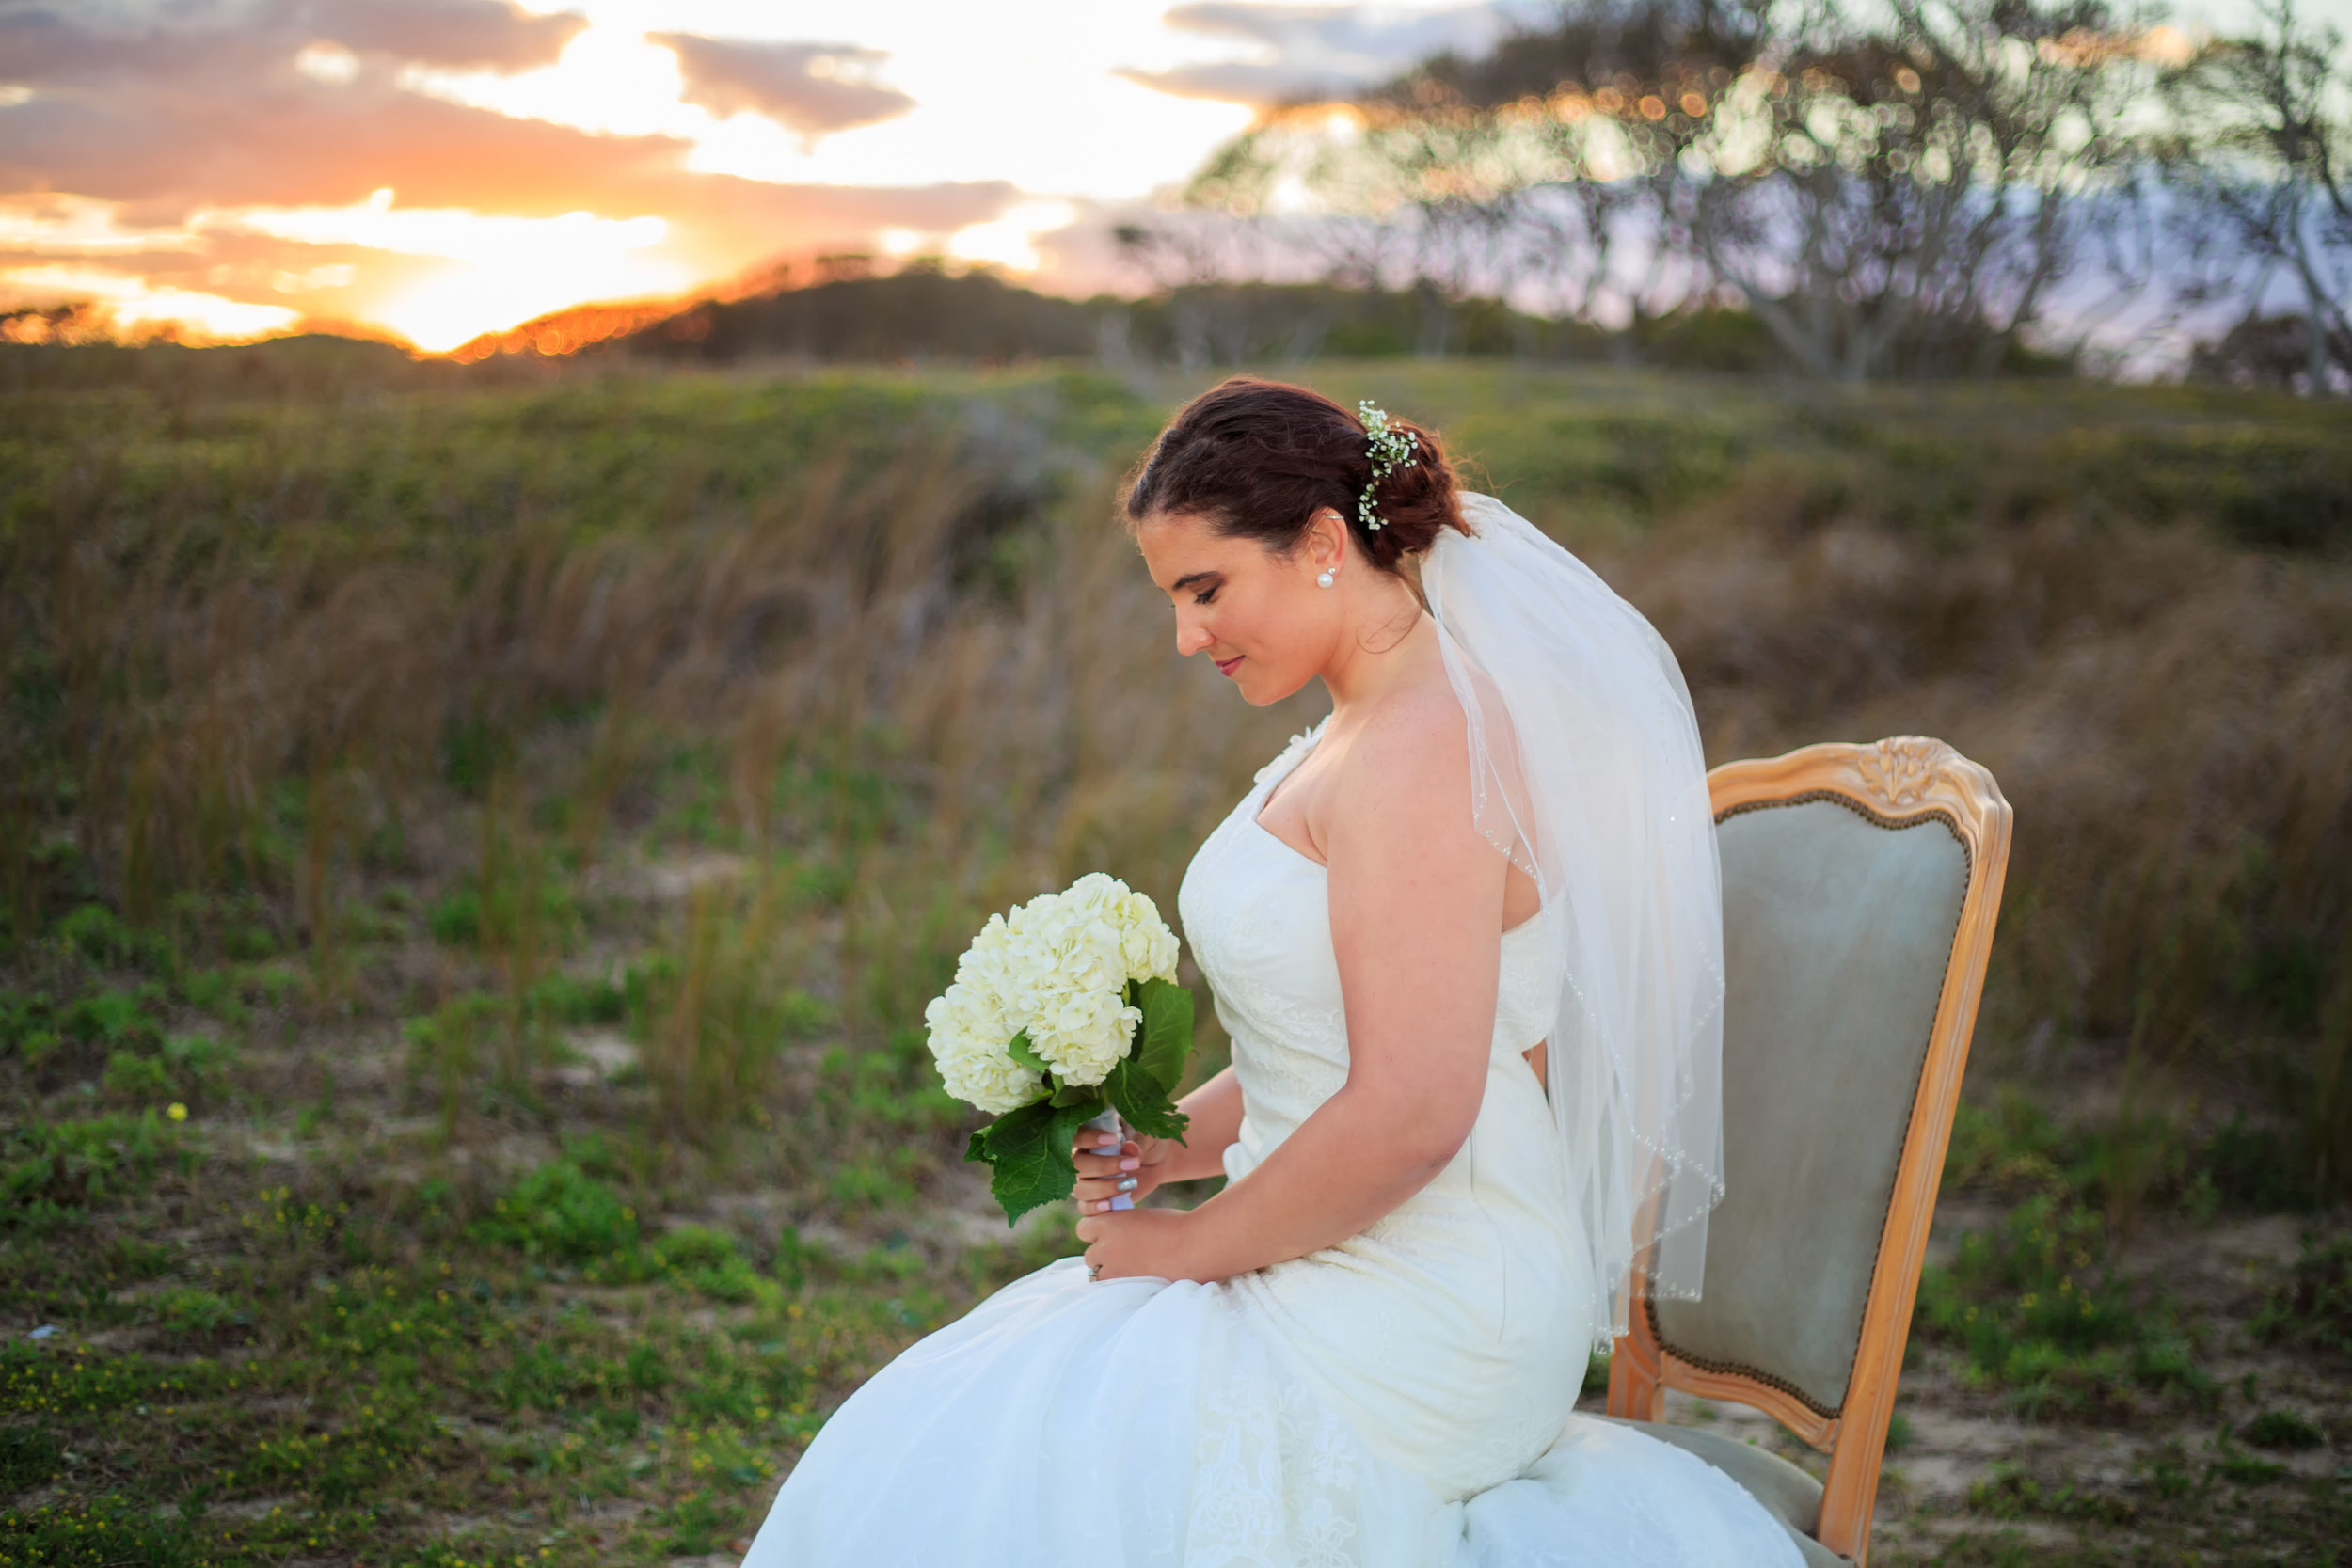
1121;377;1469;573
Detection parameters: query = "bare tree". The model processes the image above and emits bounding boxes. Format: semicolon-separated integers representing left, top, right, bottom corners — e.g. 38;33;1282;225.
1110;214;1248;293
1391;0;1764;334
1160;97;1555;353
2160;0;2352;393
1645;0;2165;377
1111;214;1265;369
1154;0;2169;378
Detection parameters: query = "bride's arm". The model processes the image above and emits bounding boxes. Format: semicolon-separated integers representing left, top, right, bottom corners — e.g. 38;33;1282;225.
1158;1066;1246;1182
1077;686;1503;1283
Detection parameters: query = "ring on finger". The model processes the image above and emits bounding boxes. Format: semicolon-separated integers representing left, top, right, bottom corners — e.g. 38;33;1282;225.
1115;1176;1137;1193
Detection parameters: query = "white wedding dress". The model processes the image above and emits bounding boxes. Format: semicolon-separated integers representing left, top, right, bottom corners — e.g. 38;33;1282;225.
741;719;1806;1566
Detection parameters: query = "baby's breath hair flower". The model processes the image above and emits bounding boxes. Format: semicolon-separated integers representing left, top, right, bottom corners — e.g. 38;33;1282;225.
1356;400;1421;531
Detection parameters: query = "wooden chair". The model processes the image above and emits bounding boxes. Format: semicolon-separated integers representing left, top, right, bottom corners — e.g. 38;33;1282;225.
1604;736;2012;1567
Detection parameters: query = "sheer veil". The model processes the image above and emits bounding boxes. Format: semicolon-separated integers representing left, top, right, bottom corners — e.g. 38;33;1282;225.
1421;490;1727;1351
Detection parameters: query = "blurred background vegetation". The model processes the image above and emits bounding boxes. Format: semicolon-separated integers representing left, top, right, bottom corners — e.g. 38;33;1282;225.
2;343;2346;1563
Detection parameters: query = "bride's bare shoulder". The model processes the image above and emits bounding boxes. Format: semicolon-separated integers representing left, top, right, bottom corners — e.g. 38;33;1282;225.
1328;676;1475;832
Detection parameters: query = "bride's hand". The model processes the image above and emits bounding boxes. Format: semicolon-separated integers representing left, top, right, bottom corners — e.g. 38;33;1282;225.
1072;1130;1175;1216
1074;1207;1198;1283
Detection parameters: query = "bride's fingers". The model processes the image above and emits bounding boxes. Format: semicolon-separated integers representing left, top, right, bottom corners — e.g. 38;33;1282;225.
1073;1174;1143;1213
1073;1141;1142;1179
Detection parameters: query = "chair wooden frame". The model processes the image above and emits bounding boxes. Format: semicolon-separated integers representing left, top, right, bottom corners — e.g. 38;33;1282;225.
1605;736;2012;1566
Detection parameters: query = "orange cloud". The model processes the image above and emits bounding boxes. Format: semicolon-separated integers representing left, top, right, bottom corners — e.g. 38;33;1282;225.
0;0;1025;347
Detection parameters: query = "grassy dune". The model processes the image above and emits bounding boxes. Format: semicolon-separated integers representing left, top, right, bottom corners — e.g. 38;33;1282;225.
2;351;2347;1564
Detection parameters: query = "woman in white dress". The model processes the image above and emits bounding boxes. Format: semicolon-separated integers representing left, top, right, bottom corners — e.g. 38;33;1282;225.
741;378;1806;1566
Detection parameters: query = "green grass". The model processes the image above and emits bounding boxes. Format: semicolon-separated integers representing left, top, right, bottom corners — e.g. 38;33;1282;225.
0;1127;1072;1567
1;352;2347;1563
1913;1194;2211;1419
2254;1230;2352;1354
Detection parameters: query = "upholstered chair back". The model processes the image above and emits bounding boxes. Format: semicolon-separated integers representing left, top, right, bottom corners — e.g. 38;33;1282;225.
1606;737;2011;1568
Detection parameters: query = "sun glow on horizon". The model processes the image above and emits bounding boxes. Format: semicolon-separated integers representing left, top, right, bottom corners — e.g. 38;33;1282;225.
0;2;1334;351
0;192;696;352
0;264;302;342
220;187;671;263
944;198;1083;274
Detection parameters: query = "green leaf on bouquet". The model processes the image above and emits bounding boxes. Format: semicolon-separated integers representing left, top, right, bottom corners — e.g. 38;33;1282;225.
1134;977;1193;1095
1049;1082;1100;1108
1005;1030;1052;1077
963;1097;1101;1226
1104;1054;1189;1144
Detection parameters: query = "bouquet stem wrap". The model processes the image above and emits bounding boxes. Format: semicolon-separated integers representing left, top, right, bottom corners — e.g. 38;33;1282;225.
1080;1106;1135;1212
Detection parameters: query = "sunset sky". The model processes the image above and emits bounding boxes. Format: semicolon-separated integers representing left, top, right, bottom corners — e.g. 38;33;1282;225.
1;0;2338;354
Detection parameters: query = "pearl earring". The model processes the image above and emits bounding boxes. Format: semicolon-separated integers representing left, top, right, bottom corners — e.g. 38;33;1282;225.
1317;569;1335;588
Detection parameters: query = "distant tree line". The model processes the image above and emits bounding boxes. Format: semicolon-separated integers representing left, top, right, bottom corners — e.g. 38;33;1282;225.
439;261;1836;376
1118;0;2351;388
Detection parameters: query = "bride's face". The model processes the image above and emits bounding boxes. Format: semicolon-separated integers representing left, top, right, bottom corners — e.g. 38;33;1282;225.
1135;506;1343;706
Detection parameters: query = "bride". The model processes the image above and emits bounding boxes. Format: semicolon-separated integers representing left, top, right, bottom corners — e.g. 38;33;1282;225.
741;379;1807;1565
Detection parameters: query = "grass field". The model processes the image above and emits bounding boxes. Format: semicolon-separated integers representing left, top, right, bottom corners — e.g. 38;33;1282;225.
2;346;2348;1564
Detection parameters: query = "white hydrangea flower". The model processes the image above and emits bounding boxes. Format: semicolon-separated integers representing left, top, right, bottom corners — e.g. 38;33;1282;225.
1058;872;1181;986
1027;985;1139;1087
923;873;1185;1107
1116;890;1180;983
923;980;1046;1116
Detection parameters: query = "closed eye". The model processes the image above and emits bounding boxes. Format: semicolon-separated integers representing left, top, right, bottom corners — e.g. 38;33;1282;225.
1191;586;1219;606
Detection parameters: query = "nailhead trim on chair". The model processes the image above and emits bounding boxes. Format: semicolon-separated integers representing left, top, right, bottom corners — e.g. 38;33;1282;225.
1716;790;1975;879
1644;791;1972;1422
1642;1289;1847;1418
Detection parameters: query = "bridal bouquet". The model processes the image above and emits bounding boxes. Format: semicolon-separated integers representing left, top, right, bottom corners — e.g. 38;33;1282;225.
925;873;1193;1224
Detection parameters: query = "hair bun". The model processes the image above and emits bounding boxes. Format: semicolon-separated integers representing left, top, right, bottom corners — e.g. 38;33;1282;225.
1356;412;1458;569
1122;377;1469;577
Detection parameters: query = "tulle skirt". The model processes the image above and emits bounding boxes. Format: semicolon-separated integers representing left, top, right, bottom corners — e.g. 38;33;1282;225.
741;1255;1805;1567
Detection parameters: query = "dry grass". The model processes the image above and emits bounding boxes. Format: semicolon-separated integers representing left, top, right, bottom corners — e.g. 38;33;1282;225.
6;355;2350;1188
4;353;2347;1205
1;349;2348;1564
1623;459;2352;1200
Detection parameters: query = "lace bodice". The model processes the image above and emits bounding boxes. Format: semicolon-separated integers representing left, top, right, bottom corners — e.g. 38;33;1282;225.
1178;718;1564;1184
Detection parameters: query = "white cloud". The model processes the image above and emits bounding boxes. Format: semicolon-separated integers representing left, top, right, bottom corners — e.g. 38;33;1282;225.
419;2;1269;198
1120;2;1533;105
215;189;672;262
295;41;362;85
